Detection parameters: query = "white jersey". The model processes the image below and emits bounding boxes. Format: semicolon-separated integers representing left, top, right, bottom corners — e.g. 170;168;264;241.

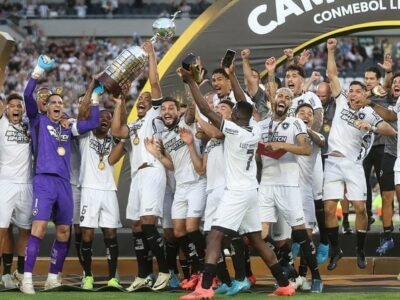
220;120;259;191
79;131;117;190
162;118;203;184
69;119;81;186
327;93;382;162
298;133;324;189
205;138;225;191
288;91;322;117
0;116;32;183
127;103;165;175
258;116;307;186
391;97;400;158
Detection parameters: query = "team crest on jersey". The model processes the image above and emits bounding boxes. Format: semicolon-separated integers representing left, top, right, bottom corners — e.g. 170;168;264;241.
32;208;38;216
90;136;112;156
282;122;289;130
358;112;366;120
47;125;69;141
298;100;304;105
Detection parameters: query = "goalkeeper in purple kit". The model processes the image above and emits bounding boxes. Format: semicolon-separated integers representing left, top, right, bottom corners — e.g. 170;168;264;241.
20;55;101;294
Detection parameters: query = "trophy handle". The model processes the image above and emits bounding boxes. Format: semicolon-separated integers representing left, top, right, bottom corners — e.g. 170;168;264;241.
171;10;182;22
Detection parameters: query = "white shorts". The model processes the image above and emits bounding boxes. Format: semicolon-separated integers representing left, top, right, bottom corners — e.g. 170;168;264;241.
162;186;174;229
301;187;316;229
312;155;323;200
172;179;206;219
80;188;122;228
72;184;81;225
212;189;261;235
0;181;32;230
259;185;305;227
394;158;400;185
126;167;166;221
204;186;225;232
323;156;366;201
270;214;291;241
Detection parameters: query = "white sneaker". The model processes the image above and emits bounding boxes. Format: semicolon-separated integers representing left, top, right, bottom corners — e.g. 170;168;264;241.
300;277;311;291
2;274;17;289
13;271;24;286
20;278;35;294
126;275;154;292
44;277;61;290
152;272;171;291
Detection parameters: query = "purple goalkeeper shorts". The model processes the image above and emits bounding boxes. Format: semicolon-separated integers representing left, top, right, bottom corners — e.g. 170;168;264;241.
32;174;73;225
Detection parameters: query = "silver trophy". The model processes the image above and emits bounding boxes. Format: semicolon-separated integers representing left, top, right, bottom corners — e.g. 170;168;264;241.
98;11;180;96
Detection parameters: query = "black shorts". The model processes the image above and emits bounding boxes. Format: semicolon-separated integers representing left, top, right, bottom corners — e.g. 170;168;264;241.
380;153;396;192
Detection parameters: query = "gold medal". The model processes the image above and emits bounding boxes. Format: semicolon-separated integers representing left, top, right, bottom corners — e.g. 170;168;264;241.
323;124;330;133
57;146;66;156
133;136;140;145
98;160;105;170
195;131;204;140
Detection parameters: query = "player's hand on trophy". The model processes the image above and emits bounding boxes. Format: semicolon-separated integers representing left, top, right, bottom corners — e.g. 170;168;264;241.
142;41;155;57
91;81;105;105
179;127;194;145
32;55;55;79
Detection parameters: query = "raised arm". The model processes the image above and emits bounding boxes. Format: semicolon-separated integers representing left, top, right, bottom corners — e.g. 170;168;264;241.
75;83;102;134
23;78;39;119
111;95;129;138
265;56;277;100
179;127;206;176
241;49;258;97
303;71;320;92
179;67;223;129
108;140;126;165
378;54;393;92
143;41;162;99
326;38;342;98
224;58;246;102
196;109;224;139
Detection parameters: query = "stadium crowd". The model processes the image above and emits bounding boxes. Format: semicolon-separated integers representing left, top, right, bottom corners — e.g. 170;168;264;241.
1;28;400;299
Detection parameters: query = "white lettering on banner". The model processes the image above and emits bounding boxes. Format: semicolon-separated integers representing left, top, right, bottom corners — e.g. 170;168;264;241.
248;0;336;35
248;0;398;35
314;0;391;24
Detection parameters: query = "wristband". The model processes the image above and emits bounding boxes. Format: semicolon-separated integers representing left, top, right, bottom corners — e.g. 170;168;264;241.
371;125;377;133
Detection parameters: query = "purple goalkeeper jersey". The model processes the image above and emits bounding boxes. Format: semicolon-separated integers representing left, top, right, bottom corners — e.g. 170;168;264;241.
24;78;99;181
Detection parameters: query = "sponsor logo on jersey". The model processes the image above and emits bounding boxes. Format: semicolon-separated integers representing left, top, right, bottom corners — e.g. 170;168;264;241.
47;125;69;141
164;136;186;153
129;119;145;134
340;108;358;127
90;135;112;156
261;132;287;143
225;127;239;135
5;128;30;144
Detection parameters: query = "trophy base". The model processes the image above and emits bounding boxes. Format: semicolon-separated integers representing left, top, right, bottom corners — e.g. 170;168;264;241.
97;73;122;97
